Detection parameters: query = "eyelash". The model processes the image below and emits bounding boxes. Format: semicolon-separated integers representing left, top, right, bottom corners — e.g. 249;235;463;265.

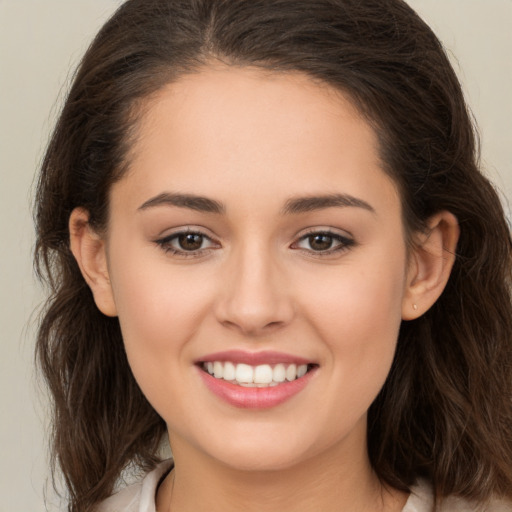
155;229;219;258
291;229;355;256
154;228;355;258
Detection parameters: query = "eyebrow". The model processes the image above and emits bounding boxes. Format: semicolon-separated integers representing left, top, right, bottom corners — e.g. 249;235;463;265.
138;192;225;214
282;194;375;215
138;192;374;216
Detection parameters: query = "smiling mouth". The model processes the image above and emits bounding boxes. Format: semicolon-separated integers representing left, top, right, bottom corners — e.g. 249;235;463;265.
200;361;316;387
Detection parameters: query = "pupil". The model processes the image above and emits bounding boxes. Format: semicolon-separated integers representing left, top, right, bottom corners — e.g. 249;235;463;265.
179;233;203;251
309;234;333;251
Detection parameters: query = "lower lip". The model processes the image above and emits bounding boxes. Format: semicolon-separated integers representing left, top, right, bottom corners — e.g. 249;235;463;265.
197;367;316;409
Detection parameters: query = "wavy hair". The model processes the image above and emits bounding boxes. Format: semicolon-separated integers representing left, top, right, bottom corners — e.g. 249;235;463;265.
34;0;512;510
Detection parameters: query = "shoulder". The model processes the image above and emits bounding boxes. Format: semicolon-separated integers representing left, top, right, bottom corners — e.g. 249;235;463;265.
96;460;173;512
403;480;512;512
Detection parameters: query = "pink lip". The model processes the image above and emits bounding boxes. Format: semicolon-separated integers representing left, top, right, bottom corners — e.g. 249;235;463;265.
196;350;312;366
196;356;317;409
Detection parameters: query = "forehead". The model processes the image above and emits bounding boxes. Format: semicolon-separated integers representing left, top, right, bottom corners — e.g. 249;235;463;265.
114;65;400;219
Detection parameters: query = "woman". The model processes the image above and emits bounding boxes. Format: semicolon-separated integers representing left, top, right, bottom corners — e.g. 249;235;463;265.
34;0;512;511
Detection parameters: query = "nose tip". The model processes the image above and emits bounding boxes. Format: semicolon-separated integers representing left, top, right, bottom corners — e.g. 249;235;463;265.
219;303;291;337
214;255;294;336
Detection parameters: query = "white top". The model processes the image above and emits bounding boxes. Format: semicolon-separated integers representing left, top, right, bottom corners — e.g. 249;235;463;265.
98;460;511;512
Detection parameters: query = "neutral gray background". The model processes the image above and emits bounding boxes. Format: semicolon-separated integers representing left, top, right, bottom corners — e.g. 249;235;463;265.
1;1;511;510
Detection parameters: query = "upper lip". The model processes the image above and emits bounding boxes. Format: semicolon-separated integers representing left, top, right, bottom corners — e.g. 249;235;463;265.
196;350;314;366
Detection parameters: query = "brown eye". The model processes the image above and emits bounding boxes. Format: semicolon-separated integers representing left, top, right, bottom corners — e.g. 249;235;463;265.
308;234;334;251
178;233;204;251
293;230;354;255
155;230;217;256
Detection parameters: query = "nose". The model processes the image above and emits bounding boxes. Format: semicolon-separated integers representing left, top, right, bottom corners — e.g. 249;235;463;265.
214;244;295;336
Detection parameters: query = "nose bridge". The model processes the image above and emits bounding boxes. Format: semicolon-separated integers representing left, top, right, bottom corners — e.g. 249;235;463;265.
215;238;293;335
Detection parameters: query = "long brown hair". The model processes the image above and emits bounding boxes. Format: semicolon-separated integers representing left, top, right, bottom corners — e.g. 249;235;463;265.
34;0;512;510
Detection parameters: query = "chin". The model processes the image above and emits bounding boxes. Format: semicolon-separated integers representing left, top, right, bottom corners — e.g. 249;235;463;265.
190;424;346;473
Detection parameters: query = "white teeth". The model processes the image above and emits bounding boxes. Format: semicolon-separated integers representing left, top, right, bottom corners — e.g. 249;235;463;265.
203;361;311;386
235;363;254;383
285;364;297;381
213;361;224;379
254;364;273;384
273;364;286;383
223;361;236;381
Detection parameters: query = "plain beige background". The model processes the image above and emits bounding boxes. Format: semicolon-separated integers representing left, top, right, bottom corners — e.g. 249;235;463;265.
1;1;511;510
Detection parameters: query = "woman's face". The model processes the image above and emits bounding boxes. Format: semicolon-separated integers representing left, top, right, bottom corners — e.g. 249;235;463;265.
103;66;413;471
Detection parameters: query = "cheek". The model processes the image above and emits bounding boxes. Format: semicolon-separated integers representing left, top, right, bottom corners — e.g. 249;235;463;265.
109;244;209;333
106;246;215;384
303;250;406;338
299;249;407;401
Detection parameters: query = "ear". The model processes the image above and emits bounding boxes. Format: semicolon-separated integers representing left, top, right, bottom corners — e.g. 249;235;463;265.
402;211;459;320
69;207;118;317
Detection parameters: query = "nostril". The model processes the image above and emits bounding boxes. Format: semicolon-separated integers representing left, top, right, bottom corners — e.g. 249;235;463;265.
213;264;295;334
217;314;289;337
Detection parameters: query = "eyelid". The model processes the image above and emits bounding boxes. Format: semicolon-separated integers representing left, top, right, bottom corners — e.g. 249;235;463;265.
154;226;220;257
294;226;354;239
153;225;355;258
154;223;217;239
291;227;355;256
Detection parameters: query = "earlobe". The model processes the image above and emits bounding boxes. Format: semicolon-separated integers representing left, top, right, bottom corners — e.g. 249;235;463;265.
402;211;459;320
69;208;118;317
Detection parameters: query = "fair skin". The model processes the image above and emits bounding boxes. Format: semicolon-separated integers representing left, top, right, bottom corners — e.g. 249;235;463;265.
70;66;458;512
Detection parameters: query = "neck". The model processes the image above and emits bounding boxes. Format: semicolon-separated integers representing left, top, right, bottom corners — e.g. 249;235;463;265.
157;430;407;512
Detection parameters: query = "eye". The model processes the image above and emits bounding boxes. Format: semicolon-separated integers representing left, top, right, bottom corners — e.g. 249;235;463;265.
293;230;354;255
176;232;206;251
155;229;218;256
